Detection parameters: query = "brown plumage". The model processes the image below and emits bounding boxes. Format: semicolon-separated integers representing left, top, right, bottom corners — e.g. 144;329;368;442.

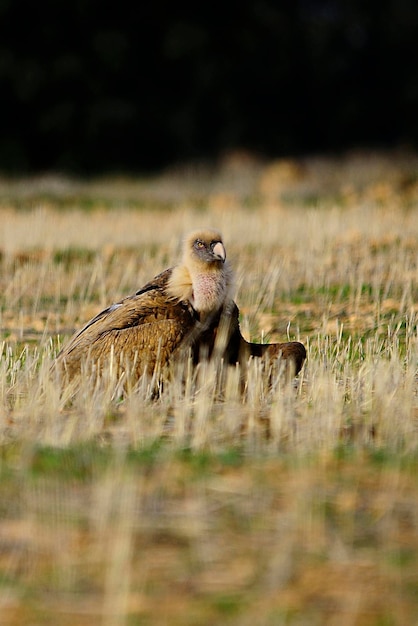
54;229;233;382
54;229;306;384
215;301;306;377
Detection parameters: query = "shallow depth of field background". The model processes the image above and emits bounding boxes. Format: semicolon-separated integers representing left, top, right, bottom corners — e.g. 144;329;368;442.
2;2;418;622
0;151;417;625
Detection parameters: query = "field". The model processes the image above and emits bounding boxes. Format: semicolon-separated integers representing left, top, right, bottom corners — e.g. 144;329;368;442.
0;150;417;625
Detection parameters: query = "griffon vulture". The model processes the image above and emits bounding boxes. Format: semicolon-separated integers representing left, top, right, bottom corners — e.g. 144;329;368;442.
54;229;306;383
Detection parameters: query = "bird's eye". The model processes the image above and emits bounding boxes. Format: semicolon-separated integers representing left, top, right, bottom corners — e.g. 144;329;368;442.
195;240;205;249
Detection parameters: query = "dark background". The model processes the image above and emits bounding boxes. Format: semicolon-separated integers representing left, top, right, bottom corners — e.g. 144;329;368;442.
1;0;417;174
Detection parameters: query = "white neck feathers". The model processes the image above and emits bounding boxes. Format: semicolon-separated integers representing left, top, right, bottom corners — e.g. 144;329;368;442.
167;261;233;315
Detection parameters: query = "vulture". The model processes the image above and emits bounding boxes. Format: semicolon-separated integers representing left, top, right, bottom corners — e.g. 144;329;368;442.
54;229;306;385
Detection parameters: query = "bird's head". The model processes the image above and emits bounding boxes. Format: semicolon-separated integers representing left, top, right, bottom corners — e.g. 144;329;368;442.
168;228;233;310
185;229;226;267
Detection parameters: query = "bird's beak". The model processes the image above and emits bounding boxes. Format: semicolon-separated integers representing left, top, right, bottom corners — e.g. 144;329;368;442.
212;242;226;262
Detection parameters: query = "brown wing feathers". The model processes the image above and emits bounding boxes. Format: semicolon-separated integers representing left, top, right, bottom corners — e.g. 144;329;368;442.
217;302;306;376
55;268;197;380
55;229;306;383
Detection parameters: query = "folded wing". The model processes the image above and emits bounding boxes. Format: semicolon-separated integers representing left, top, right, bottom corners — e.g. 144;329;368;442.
55;269;198;381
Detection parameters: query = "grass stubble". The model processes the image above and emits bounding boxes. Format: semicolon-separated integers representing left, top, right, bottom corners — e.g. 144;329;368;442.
0;151;417;625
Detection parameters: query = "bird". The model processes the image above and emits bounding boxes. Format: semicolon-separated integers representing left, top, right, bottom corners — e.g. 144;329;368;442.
54;229;234;383
54;228;306;385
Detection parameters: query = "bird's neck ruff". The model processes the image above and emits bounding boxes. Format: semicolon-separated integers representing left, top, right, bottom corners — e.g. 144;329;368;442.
167;262;233;316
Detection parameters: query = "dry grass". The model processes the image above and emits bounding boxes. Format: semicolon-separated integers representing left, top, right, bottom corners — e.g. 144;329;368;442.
0;150;417;625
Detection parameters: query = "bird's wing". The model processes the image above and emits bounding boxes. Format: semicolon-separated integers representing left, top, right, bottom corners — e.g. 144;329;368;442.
55;268;198;379
263;341;306;375
217;302;306;375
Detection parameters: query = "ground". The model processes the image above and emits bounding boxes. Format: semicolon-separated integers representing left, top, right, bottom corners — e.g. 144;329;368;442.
0;149;417;625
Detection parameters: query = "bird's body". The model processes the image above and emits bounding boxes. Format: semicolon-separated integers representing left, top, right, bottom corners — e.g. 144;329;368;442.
54;229;306;385
55;230;233;382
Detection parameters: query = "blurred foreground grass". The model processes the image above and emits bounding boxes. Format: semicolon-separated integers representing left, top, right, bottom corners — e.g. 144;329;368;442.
0;150;417;625
2;443;418;626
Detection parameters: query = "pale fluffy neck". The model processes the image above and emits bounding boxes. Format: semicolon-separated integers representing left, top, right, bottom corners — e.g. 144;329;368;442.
167;262;233;315
167;265;193;304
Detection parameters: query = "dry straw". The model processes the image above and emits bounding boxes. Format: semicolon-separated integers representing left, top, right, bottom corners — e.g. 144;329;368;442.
0;159;416;454
0;154;418;625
